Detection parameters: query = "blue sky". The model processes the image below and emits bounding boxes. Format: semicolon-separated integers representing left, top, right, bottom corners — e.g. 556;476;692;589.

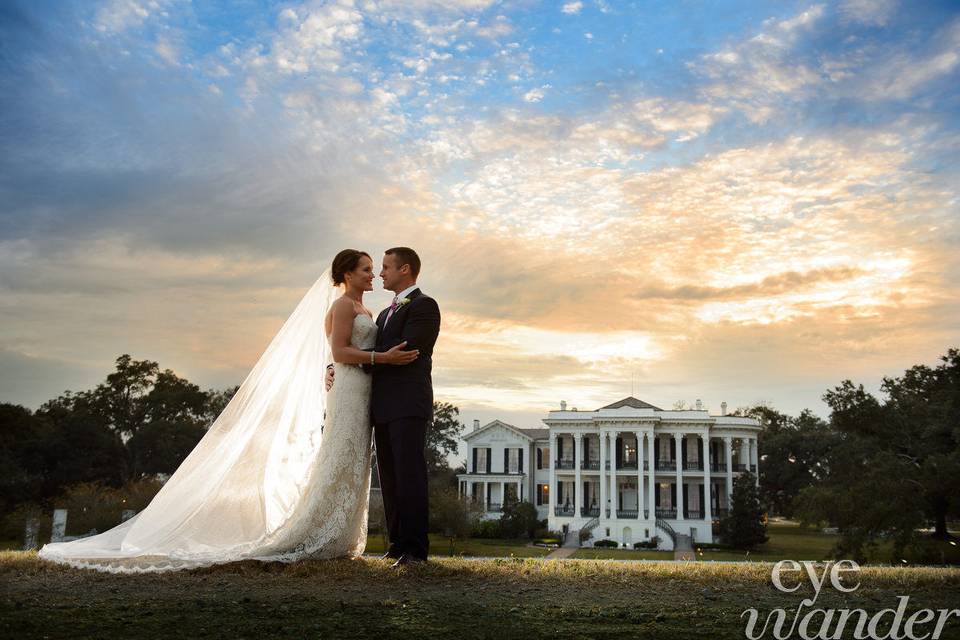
1;0;959;447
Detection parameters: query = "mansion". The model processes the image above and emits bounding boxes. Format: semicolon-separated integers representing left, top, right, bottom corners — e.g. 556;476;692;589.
456;397;761;549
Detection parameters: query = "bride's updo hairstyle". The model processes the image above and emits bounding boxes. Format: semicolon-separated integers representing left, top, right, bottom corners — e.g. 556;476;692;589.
331;249;371;286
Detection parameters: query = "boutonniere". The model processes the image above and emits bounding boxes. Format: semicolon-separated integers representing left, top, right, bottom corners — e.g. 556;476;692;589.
397;297;412;307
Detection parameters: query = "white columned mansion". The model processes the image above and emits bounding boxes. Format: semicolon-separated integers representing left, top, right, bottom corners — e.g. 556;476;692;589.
457;397;761;549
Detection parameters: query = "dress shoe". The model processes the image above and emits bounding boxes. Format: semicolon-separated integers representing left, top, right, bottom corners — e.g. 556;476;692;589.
390;554;427;568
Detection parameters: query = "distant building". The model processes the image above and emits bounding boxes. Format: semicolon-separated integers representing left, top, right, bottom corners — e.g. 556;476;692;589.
457;397;761;549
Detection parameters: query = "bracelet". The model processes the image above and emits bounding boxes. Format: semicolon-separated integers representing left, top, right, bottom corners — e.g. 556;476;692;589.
371;351;376;365
326;363;334;370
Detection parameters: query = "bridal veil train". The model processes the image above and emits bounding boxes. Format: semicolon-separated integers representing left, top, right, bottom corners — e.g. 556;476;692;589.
38;268;375;573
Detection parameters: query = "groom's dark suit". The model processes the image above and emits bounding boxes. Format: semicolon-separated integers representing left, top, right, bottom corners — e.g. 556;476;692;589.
371;288;441;561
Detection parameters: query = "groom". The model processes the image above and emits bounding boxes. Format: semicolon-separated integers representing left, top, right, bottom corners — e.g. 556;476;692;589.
329;247;441;566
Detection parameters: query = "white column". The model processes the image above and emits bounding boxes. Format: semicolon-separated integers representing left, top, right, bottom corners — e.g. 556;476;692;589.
518;480;522;502
574;433;582;518
635;431;642;515
702;433;712;522
724;436;734;507
674;432;684;521
609;430;618;518
500;481;505;508
646;431;655;520
752;437;760;488
549;432;557;519
483;481;489;511
599;430;607;521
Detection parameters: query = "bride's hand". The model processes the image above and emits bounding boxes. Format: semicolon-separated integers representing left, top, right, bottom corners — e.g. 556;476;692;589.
382;341;419;365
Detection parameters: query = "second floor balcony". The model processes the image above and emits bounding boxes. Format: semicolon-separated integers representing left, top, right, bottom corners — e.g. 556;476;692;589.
580;506;600;517
554;505;576;517
655;507;677;519
555;459;575;470
655;460;676;471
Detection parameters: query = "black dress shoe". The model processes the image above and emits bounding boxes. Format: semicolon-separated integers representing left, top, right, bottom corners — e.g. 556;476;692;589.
390;554;427;568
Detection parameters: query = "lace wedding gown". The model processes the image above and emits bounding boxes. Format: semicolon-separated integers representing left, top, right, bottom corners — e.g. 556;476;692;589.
38;311;376;573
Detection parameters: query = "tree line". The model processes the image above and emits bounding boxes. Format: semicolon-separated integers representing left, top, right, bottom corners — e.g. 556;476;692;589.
0;354;466;540
748;347;959;561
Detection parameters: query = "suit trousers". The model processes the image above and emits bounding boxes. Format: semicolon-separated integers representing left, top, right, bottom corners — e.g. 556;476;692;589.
373;416;429;560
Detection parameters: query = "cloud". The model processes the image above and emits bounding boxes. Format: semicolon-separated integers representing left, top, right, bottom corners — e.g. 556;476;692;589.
562;2;583;15
839;0;898;26
691;4;827;121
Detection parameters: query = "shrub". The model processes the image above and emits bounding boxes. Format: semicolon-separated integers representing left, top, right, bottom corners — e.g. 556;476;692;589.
471;518;503;539
500;501;539;539
634;535;660;549
593;539;618;548
694;542;734;550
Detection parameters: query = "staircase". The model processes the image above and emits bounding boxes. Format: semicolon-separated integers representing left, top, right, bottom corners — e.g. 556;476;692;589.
656;517;694;560
575;517;599;547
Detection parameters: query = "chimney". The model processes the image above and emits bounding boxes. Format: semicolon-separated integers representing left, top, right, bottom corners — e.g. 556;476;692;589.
721;401;728;416
560;400;567;411
473;419;480;431
695;399;703;411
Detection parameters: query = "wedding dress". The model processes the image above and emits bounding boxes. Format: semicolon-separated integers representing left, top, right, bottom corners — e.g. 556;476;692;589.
38;272;376;573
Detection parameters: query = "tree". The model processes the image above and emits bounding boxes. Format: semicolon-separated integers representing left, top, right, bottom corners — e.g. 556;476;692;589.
427;402;465;480
500;501;540;539
429;486;477;555
127;419;207;477
720;471;768;549
753;407;837;517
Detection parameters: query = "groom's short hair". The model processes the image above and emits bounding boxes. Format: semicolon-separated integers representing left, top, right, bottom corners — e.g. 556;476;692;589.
385;247;421;278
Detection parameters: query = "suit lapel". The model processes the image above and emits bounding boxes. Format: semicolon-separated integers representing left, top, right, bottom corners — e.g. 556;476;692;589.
388;288;421;331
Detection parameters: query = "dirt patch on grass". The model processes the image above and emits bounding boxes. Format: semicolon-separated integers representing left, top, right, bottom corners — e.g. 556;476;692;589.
3;552;960;639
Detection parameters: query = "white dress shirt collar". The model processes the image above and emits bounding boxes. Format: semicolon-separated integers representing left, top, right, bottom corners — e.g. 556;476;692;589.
393;284;420;302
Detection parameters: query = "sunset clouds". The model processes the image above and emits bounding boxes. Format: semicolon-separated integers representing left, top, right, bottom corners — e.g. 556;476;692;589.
1;0;957;431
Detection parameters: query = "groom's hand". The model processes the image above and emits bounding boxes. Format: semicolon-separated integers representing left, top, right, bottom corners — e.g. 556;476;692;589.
325;366;335;391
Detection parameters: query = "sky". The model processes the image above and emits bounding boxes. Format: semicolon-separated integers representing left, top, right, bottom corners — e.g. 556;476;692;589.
1;0;959;457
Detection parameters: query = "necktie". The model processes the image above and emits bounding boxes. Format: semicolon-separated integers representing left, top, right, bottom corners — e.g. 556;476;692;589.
385;296;399;325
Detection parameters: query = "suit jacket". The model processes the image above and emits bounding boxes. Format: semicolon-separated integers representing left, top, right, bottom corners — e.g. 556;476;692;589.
371;288;441;424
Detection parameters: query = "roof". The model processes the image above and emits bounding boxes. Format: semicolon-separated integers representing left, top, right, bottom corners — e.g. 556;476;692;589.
464;419;535;441
522;428;549;440
599;396;663;411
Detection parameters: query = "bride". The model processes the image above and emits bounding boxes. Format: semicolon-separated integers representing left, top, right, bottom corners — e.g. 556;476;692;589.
38;249;418;572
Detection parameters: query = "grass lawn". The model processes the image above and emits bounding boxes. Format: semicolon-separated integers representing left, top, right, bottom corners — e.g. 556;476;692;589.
696;522;841;562
3;551;959;639
364;533;551;558
571;548;673;560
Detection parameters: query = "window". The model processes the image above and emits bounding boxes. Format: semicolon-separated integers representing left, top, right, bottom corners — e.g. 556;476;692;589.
476;448;488;473
508;449;519;473
541;447;550;468
537;484;548;506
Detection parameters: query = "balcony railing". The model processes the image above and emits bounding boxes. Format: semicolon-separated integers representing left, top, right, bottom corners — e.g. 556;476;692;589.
655;508;677;518
581;506;600;517
686;508;703;519
554;505;576;517
616;510;639;519
581;460;600;470
655;460;676;471
683;461;703;471
711;462;727;472
733;463;747;472
468;470;527;475
555;459;575;470
487;503;502;512
618;461;638;470
714;507;729;518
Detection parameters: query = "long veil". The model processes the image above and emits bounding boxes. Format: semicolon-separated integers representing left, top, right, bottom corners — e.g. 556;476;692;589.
38;268;343;572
